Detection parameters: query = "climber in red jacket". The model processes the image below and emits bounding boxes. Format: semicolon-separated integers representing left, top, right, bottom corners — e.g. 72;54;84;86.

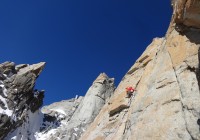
125;86;135;98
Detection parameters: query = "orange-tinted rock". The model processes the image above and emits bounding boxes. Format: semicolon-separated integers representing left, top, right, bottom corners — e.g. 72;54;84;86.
80;1;200;139
108;92;129;116
172;0;200;28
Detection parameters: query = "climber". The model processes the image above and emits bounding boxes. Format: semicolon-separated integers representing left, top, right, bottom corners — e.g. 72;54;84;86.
125;86;135;98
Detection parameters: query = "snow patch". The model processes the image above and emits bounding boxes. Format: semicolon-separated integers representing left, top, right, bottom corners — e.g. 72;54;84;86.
3;74;7;78
50;108;66;116
5;110;44;140
73;133;78;137
0;82;13;117
74;127;79;132
35;128;58;140
10;136;17;140
33;90;40;98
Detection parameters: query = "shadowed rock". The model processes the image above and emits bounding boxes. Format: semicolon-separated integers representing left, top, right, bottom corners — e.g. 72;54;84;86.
0;62;45;140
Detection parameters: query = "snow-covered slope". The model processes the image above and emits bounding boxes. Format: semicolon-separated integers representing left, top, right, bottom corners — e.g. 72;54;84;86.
5;110;43;140
5;98;82;140
0;81;13;117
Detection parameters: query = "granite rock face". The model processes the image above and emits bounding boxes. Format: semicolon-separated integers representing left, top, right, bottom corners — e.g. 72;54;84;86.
80;1;200;140
40;73;115;140
0;62;45;140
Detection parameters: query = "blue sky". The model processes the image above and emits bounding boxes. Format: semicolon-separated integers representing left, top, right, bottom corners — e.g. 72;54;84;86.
0;1;172;105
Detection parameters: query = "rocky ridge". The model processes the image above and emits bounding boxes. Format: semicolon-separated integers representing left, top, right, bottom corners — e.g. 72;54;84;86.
80;1;200;140
3;70;115;140
39;73;115;140
0;62;45;140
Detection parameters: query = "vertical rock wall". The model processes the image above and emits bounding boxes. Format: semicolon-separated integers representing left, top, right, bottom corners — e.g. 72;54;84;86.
80;1;200;140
